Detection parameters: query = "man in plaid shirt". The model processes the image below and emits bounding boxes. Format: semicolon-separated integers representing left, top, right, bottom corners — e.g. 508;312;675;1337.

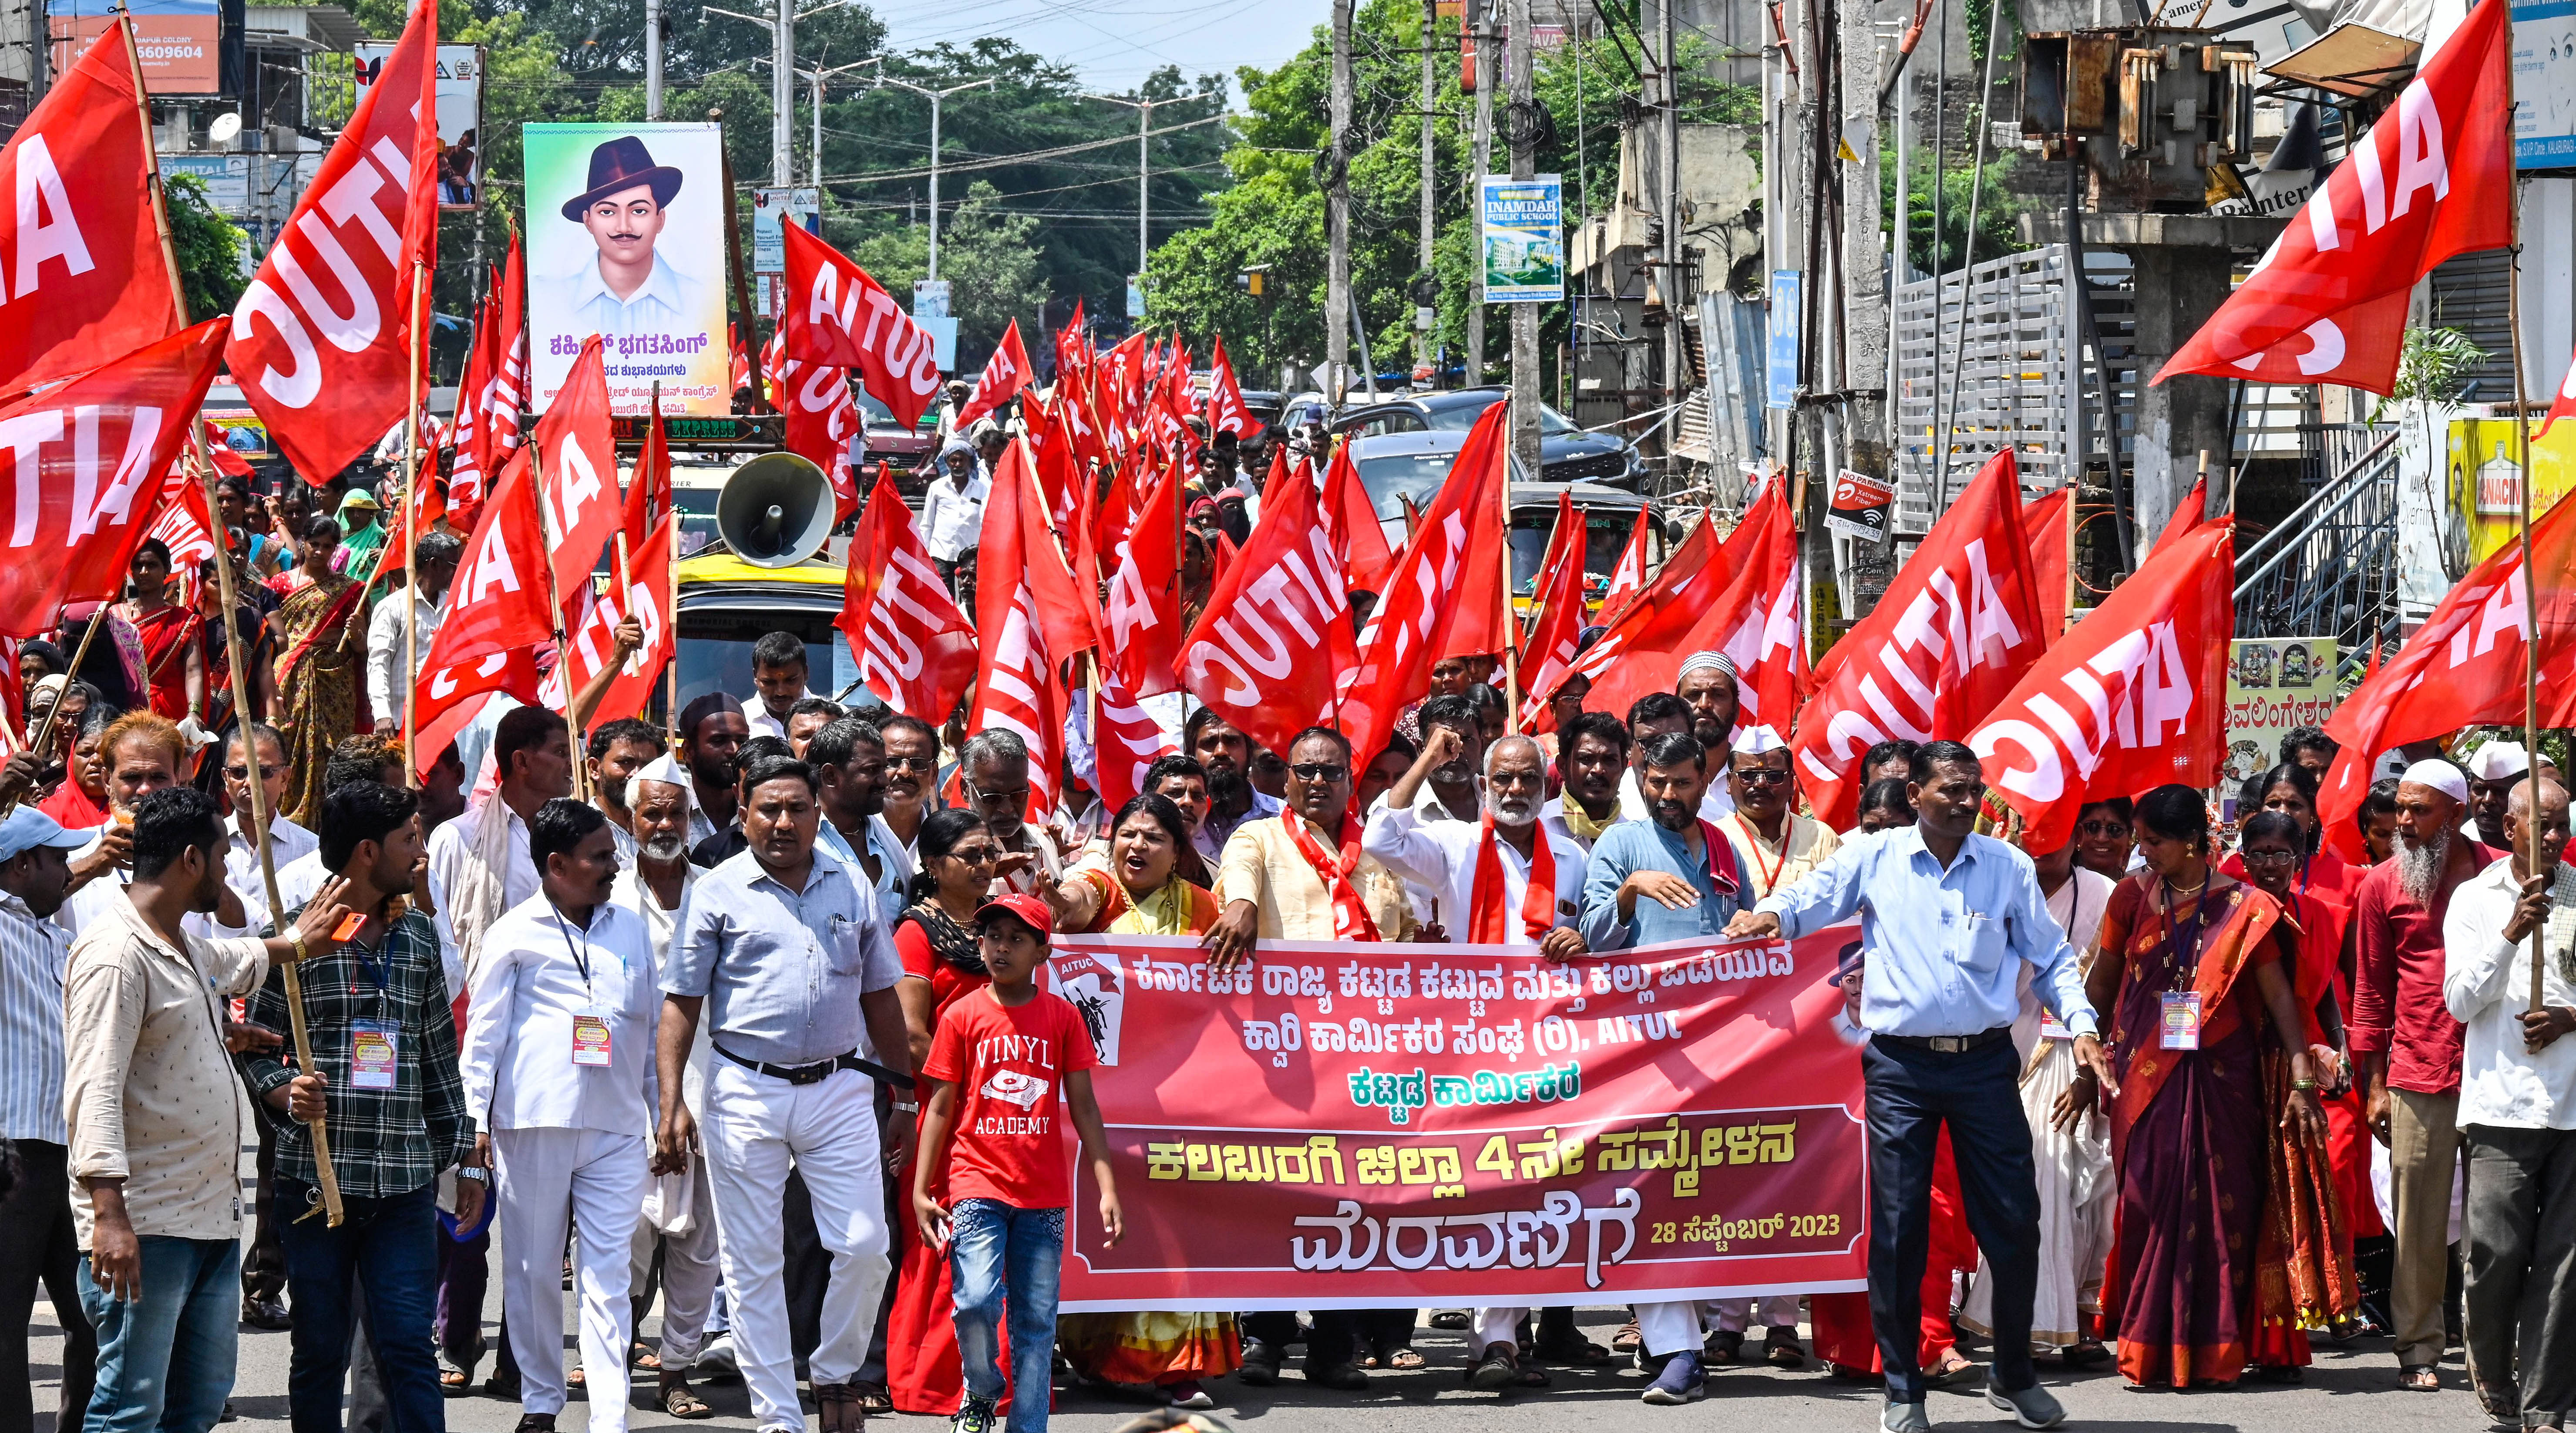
237;780;485;1433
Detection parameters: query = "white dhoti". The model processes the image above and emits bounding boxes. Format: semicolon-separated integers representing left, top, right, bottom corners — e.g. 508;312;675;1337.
1959;1038;2113;1347
631;1146;723;1368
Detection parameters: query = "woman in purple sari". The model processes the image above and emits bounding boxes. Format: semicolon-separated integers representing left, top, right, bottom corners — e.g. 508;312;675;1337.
2059;785;2331;1389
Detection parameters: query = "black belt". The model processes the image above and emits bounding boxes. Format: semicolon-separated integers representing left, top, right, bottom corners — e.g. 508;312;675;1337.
714;1042;915;1089
1876;1025;2015;1055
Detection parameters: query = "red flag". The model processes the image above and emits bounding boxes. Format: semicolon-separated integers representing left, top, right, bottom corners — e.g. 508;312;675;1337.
1534;493;1761;726
423;448;559;666
1791;449;2045;829
198;421;253;479
1334;402;1513;763
2159;0;2513;393
2022;486;2073;642
967;441;1093;816
144;466;218;610
544;514;674;730
774;351;863;524
0;21;182;394
1180;433;1358;759
2154;473;2208;555
1964;521;2234;852
1517;489;1590;729
1103;461;1184;698
1206;335;1254;438
781;223;941;427
227;0;439;480
1093;662;1179;813
1591;487;1804;739
411;647;541;778
447;288;499;515
729;322;752;396
955;319;1033;430
2540;343;2576;442
0;321;227;637
2319;489;2576;856
837;479;977;721
1600;512;1651;622
532;337;624;607
460;239;528;524
622;391;671;541
1319;444;1397;595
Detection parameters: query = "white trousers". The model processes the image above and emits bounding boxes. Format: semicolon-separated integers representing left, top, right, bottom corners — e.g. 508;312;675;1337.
1635;1300;1708;1358
1708;1295;1803;1332
629;1145;723;1367
701;1062;890;1433
1470;1308;1526;1352
493;1126;652;1433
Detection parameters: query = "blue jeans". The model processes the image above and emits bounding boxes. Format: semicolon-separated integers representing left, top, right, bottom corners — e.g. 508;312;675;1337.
948;1199;1063;1431
78;1234;239;1433
274;1177;443;1433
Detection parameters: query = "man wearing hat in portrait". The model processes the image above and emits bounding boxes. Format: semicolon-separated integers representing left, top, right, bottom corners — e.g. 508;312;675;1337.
551;134;704;340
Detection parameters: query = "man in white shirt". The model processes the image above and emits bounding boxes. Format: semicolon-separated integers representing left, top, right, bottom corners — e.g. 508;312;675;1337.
587;718;667;863
739;633;812;742
461;800;661;1433
545;135;707;342
186;724;319;943
366;531;460;737
810;717;915;926
920;442;989;592
2445;776;2576;1430
428;707;575;996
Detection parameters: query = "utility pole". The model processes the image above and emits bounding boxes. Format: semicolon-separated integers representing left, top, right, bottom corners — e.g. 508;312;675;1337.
1507;0;1539;476
646;0;664;118
1419;0;1438;386
1466;0;1494;386
1082;92;1178;288
1658;0;1682;446
876;73;997;280
1326;0;1354;400
803;58;876;185
773;0;794;184
1840;0;1887;476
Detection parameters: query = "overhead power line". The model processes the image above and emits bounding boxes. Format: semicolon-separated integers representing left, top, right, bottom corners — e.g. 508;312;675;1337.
817;111;1227;182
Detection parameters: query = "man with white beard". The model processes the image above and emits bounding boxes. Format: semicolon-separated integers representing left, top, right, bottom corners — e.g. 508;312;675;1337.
609;756;721;1416
2352;759;2501;1393
1362;730;1586;1393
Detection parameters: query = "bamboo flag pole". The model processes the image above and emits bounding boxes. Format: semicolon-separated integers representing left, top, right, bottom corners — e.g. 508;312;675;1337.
402;259;427;788
117;0;339;1224
2508;176;2545;1012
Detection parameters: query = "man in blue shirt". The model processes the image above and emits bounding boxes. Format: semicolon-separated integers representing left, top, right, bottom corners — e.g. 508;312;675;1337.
1575;730;1749;1405
1725;741;2117;1433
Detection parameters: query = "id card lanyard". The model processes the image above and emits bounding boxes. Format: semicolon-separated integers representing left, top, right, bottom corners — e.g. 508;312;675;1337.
2158;881;2210;1050
552;906;617;1068
344;926;404;1091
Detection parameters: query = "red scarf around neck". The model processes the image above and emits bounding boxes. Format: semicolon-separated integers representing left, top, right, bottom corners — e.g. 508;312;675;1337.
1284;811;1381;941
1470;811;1559;944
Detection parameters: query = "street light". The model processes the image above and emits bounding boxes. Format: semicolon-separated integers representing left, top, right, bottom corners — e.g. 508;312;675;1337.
1079;91;1189;283
798;57;881;186
874;73;998;281
703;0;853;184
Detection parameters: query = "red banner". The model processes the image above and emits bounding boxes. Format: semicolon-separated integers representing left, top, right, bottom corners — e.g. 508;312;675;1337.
1046;930;1867;1310
781;223;941;428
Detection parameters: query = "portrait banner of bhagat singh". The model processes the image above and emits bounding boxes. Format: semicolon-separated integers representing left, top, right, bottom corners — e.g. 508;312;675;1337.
524;123;732;416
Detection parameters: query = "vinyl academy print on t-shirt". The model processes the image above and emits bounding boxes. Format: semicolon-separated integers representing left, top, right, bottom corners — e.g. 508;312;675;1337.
922;988;1100;1209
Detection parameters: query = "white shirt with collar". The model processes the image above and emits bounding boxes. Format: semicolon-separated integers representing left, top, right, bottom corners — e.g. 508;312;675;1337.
1617;767;1734;824
184;814;321;943
740;695;798;743
556;250;704;341
611;863;713;1112
459;893;660;1135
2445;855;2576;1130
367;583;446;729
920;474;991;561
1362;801;1586;947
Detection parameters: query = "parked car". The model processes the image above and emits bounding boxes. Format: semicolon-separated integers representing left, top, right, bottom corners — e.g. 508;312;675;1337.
1342;430;1670;604
1331;388;1644;488
857;389;938;499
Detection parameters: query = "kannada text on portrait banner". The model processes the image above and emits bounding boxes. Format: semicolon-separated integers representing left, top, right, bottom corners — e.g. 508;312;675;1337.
1046;929;1868;1313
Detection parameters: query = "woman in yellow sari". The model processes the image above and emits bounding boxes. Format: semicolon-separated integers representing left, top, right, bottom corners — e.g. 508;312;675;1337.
265;516;365;825
1043;792;1235;1406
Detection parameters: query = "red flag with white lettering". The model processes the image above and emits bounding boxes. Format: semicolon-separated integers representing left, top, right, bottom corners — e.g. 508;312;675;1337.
781;223;941;428
1791;449;2045;829
837;479;977;721
1206;334;1254;438
1103;460;1184;699
2159;0;2512;393
775;352;863;525
1610;487;1805;739
447;288;499;516
1319;444;1397;596
1093;662;1179;813
1517;489;1590;731
955;318;1032;430
0;321;226;636
547;514;673;731
0;21;182;394
1180;432;1358;759
421;447;559;667
2022;487;2073;643
1334;401;1513;764
1537;490;1773;729
1600;512;1651;623
227;0;439;480
144;467;218;610
622;393;671;540
2318;489;2576;857
1964;520;2234;852
967;441;1094;816
411;647;542;779
532;337;623;609
2539;341;2576;442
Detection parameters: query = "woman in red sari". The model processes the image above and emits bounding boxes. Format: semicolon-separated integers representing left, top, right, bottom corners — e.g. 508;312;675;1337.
113;539;204;724
2062;785;2333;1390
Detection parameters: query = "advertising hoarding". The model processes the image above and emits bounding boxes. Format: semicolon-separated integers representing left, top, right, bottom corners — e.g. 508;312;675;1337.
53;0;218;94
1480;175;1564;303
357;43;484;207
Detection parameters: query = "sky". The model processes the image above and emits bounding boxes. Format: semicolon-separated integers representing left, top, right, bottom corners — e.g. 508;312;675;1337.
867;0;1329;96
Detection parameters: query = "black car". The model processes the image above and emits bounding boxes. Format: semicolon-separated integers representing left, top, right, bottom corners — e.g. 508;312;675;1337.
1329;388;1644;489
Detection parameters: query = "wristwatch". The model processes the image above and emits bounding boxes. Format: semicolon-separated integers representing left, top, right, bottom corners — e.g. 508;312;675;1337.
892;1100;920;1114
456;1165;488;1183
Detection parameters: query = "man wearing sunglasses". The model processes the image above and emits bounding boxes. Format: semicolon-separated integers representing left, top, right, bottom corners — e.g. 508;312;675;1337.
186;723;319;945
960;730;1060;898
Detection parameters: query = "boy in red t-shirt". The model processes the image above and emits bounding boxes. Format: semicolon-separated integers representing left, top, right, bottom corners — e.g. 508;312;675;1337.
911;894;1123;1433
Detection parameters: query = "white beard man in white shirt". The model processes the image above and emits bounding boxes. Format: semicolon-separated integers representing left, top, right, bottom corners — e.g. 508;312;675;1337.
461;799;662;1433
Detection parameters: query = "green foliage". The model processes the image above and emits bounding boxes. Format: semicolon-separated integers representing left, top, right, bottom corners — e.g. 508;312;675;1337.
2371;326;2488;418
844;182;1052;357
1881;141;2030;279
162;173;246;324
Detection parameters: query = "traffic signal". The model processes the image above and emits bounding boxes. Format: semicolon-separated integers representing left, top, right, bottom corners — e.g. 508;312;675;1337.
1234;263;1272;297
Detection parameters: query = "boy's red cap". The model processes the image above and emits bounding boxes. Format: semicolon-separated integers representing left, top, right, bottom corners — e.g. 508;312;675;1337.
974;893;1055;937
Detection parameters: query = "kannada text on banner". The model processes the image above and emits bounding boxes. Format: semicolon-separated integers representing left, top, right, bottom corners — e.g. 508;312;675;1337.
1044;929;1869;1312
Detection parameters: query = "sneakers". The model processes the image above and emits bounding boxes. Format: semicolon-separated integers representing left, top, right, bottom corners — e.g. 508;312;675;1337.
1236;1339;1283;1386
1641;1349;1706;1405
1881;1398;1932;1433
693;1332;740;1380
1985;1382;2067;1430
951;1393;999;1433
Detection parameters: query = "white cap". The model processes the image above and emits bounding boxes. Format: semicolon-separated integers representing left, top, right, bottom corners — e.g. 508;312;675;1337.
1677;651;1735;681
1730;723;1787;755
2398;759;2469;804
629;753;694;818
2464;741;2531;782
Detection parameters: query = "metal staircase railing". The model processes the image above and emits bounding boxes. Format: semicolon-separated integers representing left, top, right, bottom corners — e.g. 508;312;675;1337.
2233;424;2405;682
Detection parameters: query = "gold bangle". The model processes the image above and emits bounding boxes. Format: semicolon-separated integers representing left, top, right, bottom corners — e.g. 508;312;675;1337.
288;927;308;965
2291;1078;2320;1091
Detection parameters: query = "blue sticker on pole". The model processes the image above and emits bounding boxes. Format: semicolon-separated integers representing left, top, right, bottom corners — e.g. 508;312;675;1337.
1766;270;1799;411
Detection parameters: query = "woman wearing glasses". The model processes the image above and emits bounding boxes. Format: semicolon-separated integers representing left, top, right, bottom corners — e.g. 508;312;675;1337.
2220;761;2363;909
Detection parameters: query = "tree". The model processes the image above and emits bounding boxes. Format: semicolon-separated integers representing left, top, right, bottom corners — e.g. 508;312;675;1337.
163;173;247;324
846;181;1050;359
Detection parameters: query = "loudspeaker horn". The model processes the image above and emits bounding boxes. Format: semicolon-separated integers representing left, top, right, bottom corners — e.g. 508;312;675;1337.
716;451;836;568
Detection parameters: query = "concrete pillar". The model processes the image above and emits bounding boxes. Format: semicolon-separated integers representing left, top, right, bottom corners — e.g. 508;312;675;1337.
2125;243;2237;542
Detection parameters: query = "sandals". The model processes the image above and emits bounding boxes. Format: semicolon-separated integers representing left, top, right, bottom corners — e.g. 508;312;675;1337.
1611;1321;1643;1354
1382;1345;1426;1370
660;1376;714;1420
1532;1331;1611;1365
630;1342;661;1371
2402;1364;2443;1392
437;1362;474;1398
852;1382;894;1415
1922;1355;1987;1389
2059;1340;2111;1370
811;1381;864;1433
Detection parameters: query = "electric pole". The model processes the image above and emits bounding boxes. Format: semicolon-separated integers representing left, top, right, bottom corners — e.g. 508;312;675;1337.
1326;0;1354;400
1419;0;1439;386
1466;0;1494;386
877;73;997;281
1507;0;1539;476
1840;0;1887;475
646;0;664;118
1082;93;1176;292
773;0;794;185
1658;0;1682;445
